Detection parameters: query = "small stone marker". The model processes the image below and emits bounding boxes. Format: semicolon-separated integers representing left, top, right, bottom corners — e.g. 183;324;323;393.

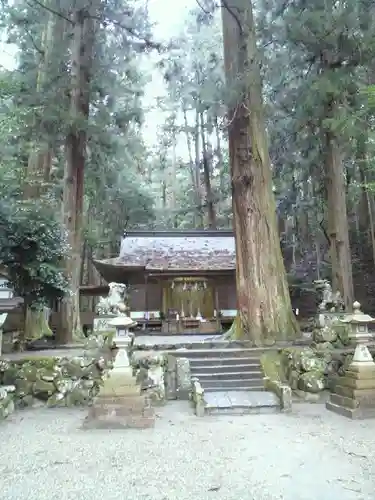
326;302;375;419
83;315;155;429
176;357;191;400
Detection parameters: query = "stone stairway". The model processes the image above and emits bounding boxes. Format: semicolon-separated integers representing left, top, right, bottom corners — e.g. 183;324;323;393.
176;346;281;415
189;350;264;392
182;347;266;392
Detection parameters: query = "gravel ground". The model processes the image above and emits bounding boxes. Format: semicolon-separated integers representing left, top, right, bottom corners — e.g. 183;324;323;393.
1;402;374;500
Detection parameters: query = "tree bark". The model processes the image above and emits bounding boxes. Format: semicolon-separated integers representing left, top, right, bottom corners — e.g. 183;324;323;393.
194;109;202;201
324;98;353;309
170;131;178;228
25;307;52;342
356;133;370;233
58;4;98;344
200;111;217;228
183;106;204;227
214;115;225;193
22;11;66;340
24;12;66;199
221;0;298;345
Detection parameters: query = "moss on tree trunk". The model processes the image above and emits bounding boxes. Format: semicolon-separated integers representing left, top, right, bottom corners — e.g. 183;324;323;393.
24;307;53;341
324;98;353;309
57;5;99;344
221;0;299;345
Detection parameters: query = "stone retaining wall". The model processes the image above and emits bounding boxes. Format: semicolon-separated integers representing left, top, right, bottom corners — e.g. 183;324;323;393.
130;351;193;405
281;345;375;399
0;335;114;421
131;351;166;405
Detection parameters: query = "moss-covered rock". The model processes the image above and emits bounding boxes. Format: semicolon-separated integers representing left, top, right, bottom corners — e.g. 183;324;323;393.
281;346;330;394
132;352;166;405
0;339;114;420
313;326;337;343
314;342;334;353
298;371;325;393
0;385;15;420
299;348;326;372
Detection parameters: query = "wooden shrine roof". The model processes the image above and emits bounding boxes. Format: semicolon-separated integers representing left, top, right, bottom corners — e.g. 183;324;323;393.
93;230;236;280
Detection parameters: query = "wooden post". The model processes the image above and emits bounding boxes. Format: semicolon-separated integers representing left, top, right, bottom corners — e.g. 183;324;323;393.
214;281;220;331
144;274;149;331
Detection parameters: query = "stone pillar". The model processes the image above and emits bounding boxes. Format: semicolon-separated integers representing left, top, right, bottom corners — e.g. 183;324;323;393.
165;355;177;400
176;357;191;400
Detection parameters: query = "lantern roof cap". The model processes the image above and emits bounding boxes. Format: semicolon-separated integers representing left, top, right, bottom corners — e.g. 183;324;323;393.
340;302;375;324
108;315;137;327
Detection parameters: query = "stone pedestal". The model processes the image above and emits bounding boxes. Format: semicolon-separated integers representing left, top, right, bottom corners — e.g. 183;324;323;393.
326;344;375;419
83;328;154;429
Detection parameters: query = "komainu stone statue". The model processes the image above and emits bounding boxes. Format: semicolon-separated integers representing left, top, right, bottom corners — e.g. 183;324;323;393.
96;282;128;316
320;282;344;313
313;280;347;345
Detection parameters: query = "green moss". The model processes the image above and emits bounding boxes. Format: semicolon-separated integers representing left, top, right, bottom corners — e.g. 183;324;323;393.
12;356;58;370
260;351;286;383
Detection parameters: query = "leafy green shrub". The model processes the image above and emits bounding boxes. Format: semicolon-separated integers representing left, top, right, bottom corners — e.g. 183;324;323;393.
0;198;68;308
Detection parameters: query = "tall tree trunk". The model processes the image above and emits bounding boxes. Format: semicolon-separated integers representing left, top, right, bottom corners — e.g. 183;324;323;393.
214;115;225;192
356;133;369;234
169;132;178;228
194;109;202;201
87;244;101;312
58;4;98;344
183;106;203;227
324;98;353;309
200;111;217;228
221;0;298;345
23;12;66;342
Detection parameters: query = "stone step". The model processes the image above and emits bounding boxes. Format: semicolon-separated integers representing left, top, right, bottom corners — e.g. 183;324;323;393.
203;385;265;392
204;390;280;415
171;348;264;359
192;370;263;380
200;378;264;390
191;363;261;374
189;357;261;368
172;342;273;350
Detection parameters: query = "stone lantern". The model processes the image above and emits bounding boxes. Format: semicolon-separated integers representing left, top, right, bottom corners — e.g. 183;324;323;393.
108;315;137;371
326;301;375;419
83;313;155;429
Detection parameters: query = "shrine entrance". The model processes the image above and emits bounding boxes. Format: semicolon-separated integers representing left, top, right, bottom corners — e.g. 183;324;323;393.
162;277;219;334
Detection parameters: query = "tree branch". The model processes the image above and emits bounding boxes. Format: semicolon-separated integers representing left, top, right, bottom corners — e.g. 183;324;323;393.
26;0;163;51
195;0;210;14
27;0;73;24
221;0;242;35
97;16;163;51
17;11;46;55
319;218;330;244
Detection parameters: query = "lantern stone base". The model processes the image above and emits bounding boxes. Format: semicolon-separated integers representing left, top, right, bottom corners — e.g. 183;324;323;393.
83;373;155;430
326;365;375;419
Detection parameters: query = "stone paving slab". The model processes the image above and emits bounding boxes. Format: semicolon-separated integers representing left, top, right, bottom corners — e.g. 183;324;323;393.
204;390;279;409
134;334;217;346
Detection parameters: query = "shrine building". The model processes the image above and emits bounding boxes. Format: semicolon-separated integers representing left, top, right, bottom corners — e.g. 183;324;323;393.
90;230;237;334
